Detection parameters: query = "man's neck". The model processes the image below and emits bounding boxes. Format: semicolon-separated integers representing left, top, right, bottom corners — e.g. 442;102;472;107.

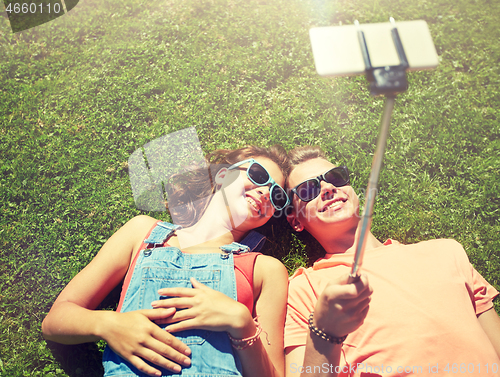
316;222;383;255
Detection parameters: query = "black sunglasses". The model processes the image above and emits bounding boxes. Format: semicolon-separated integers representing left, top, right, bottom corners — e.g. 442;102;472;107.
290;166;350;202
228;159;290;210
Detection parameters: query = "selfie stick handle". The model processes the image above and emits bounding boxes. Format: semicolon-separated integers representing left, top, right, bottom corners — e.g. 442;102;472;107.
349;18;408;282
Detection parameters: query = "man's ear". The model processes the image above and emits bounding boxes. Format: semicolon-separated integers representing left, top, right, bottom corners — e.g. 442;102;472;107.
287;209;304;232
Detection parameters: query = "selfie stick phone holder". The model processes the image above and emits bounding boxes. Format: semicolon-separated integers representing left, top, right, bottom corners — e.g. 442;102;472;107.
349;18;409;282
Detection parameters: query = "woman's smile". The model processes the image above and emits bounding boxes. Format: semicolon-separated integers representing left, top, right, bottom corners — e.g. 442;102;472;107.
246;194;262;215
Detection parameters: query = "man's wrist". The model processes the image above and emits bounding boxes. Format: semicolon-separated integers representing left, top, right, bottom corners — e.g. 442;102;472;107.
308;312;347;344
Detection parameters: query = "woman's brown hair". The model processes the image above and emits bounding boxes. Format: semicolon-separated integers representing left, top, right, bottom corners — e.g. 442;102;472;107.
166;145;289;227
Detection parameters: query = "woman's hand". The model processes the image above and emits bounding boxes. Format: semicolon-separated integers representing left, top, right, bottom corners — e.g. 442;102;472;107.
100;308;192;377
152;278;255;339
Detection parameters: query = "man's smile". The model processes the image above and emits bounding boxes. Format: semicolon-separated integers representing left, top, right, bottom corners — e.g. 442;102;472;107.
319;197;347;213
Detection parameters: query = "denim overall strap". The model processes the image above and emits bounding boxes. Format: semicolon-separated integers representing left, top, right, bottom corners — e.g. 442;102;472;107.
103;222;243;377
219;231;266;257
143;223;265;251
219;242;250;256
144;222;182;247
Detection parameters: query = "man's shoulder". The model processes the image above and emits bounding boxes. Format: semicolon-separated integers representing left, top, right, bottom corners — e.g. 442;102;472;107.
399;238;469;262
288;263;338;296
287;267;321;306
288;265;312;282
404;238;464;252
411;238;461;246
288;266;315;291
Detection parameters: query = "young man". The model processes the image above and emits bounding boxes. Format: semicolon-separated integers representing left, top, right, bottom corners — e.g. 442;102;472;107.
284;146;500;377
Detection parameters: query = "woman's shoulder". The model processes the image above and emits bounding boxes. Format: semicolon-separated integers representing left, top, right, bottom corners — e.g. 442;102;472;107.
254;254;288;282
117;215;160;249
125;215;159;228
255;253;286;267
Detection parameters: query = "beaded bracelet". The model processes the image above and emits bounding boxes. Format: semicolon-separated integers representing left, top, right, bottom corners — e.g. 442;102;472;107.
227;318;263;350
308;312;347;344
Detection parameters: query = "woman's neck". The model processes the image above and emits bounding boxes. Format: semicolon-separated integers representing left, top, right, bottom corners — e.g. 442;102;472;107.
172;226;237;253
172;192;249;252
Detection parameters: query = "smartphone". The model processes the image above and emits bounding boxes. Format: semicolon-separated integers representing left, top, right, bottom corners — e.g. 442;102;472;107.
309;20;438;77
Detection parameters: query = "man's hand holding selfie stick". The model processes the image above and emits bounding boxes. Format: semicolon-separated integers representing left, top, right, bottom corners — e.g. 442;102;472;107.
297;18;438;376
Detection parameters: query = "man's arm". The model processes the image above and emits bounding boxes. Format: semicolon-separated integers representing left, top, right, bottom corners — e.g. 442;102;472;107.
285;274;372;377
286;341;343;377
286;346;307;377
478;307;500;358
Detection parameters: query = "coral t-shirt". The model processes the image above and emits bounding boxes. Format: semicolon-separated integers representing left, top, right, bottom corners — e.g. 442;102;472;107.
285;239;500;376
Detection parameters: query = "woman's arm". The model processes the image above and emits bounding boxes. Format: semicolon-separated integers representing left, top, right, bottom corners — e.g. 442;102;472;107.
154;254;288;377
237;254;288;377
42;215;192;377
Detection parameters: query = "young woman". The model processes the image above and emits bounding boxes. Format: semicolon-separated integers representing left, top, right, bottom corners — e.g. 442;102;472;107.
42;146;290;377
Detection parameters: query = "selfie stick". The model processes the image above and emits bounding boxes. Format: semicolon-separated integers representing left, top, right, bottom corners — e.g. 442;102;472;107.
349;18;409;281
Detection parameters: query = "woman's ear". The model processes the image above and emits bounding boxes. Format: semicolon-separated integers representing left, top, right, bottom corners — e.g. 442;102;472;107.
214;168;229;186
215;167;241;188
287;209;304;232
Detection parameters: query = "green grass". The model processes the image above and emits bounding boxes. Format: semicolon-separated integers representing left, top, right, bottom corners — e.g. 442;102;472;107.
1;0;499;375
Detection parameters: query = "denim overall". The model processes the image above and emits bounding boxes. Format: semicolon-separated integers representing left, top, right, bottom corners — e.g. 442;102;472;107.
103;222;265;377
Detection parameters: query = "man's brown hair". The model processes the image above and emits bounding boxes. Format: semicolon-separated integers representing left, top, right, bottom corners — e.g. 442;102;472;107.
286;145;328;188
286;145;330;264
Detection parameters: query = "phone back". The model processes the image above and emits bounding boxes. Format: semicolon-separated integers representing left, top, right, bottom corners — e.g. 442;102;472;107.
309;20;439;77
